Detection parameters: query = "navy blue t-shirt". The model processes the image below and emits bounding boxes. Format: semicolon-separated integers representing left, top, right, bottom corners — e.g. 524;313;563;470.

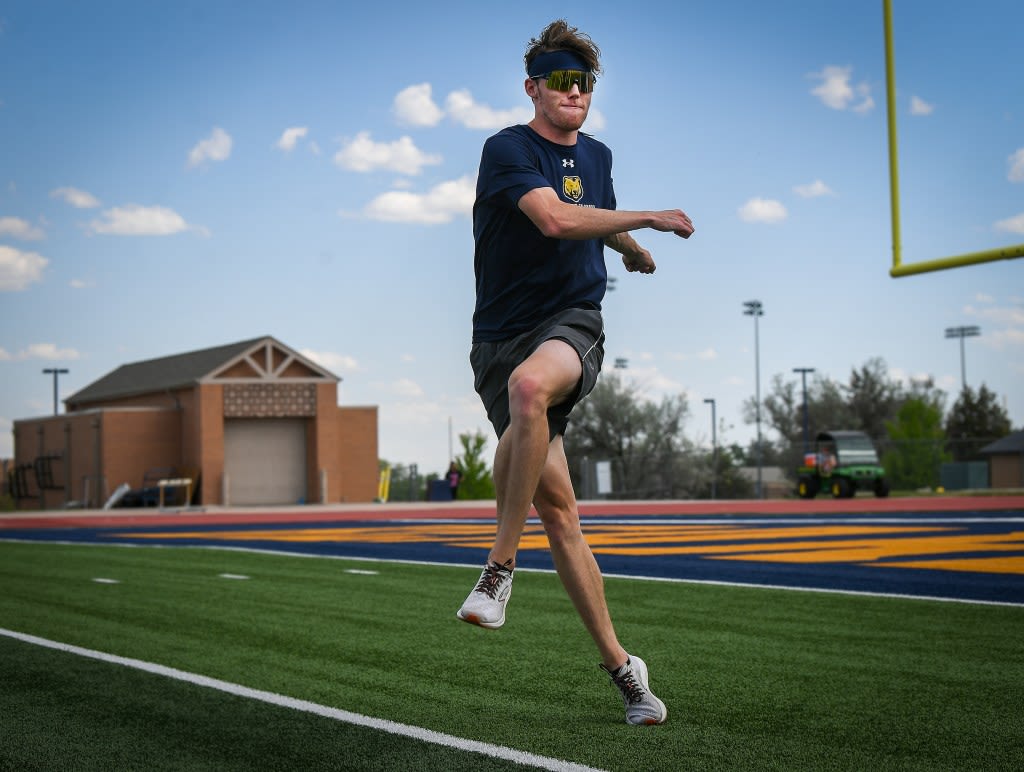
472;124;616;343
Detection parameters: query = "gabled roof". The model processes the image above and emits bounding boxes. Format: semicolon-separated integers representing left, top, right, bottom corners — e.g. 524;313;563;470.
66;336;339;408
979;430;1024;455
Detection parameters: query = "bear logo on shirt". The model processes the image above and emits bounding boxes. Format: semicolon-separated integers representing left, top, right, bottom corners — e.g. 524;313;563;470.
562;176;583;202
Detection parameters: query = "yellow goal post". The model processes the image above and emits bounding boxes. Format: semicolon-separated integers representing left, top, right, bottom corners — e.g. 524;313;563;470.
883;0;1024;277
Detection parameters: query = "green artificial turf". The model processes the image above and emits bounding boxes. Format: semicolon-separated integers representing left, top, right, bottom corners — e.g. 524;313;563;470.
1;541;1022;771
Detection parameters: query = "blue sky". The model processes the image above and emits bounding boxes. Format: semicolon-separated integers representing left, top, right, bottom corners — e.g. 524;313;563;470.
2;0;1022;477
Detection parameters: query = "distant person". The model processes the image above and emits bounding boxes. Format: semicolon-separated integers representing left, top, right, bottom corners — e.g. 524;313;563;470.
456;19;694;725
446;461;462;500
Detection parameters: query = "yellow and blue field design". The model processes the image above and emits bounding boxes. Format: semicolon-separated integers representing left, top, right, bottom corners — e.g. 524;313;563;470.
5;499;1022;605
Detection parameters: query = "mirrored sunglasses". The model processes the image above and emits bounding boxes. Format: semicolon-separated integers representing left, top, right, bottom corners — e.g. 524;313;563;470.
537;69;596;93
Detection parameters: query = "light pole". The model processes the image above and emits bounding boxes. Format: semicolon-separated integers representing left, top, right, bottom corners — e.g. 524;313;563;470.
704;398;717;500
944;325;980;391
42;368;69;416
743;300;764;498
792;367;815;453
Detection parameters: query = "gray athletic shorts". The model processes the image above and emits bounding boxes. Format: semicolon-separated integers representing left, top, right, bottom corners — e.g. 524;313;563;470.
470;307;605;440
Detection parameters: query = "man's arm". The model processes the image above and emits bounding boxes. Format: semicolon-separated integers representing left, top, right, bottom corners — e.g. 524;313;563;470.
518;186;694;241
604;231;657;274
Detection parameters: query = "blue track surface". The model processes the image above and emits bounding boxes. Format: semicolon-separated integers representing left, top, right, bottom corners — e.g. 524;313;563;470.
5;507;1023;605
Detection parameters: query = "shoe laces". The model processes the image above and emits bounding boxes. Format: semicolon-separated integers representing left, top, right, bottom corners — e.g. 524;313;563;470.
474;562;510;599
609;665;645;704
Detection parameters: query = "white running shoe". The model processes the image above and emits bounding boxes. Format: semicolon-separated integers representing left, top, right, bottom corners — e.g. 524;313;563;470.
456;561;513;629
600;655;668;725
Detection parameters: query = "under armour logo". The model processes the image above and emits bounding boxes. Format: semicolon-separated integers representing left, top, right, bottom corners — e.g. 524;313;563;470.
562;158;574;168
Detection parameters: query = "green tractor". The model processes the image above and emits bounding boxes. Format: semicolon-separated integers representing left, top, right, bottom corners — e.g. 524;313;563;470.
796;430;890;499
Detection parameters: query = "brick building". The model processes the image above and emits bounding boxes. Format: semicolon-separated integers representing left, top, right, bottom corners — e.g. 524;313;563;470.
10;336;378;509
980;430;1024;489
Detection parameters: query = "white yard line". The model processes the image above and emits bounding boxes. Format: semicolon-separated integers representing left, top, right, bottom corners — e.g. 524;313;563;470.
2;533;1022;608
1;627;606;772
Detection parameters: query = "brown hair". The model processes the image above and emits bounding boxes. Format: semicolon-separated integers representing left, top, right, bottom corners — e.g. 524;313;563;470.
524;19;602;76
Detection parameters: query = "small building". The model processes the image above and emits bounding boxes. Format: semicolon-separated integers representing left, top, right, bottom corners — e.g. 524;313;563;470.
979;430;1024;489
11;336;378;509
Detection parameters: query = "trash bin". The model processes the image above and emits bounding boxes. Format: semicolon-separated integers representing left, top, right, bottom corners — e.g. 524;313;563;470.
428;479;453;501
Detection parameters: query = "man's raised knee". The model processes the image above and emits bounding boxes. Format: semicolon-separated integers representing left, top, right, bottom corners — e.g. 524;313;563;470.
508;370;551;421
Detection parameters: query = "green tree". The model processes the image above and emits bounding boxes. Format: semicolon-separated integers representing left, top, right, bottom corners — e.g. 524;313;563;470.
748;359;941;482
694;443;754;499
453;430;496;500
380;460;425;502
563;372;694;498
882;397;950;490
944;384;1012;461
845;357;903;441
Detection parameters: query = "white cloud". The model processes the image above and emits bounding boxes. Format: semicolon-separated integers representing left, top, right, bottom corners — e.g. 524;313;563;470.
50;186;100;208
994;212;1024;234
358;175;475;224
963;301;1024;349
333;131;442;175
0;245;48;290
738;197;787;224
88;204;193;236
0;342;81;361
299;349;362;374
70;278;94;289
276;126;308;152
619;366;684;396
964;302;1024;327
187;127;232;168
0;216;45;240
793;180;834;198
809;65;873;113
22;343;81;360
909;95;934;116
388;378;425;398
393;84;445;127
696;348;718;361
988;329;1024;347
1008;148;1024;183
444;90;534;130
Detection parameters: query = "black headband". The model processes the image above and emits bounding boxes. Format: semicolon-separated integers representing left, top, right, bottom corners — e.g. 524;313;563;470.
527;49;590;77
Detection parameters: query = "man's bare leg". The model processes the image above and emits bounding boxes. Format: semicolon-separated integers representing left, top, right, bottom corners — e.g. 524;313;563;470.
487;340;582;568
534;435;628;670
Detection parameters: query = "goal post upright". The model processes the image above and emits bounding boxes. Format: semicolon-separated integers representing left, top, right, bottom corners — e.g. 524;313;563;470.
882;0;1024;278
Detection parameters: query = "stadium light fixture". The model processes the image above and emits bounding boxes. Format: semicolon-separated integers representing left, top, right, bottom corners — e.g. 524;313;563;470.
792;367;815;453
944;325;981;392
743;300;764;499
704;398;717;500
42;368;69;416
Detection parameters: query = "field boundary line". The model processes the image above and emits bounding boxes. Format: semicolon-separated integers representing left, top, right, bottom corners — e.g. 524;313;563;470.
4;536;1021;607
1;627;607;772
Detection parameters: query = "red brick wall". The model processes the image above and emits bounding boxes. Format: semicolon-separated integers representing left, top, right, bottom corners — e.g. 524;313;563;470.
101;410;182;499
337;406;378;502
195;383;224;505
990;456;1023;488
13;409;179;509
308;383;340;502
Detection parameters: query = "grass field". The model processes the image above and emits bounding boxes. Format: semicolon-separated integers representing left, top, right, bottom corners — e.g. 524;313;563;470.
2;540;1022;771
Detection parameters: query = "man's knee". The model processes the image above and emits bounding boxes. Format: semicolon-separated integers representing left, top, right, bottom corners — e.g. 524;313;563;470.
507;368;552;421
537;502;583;546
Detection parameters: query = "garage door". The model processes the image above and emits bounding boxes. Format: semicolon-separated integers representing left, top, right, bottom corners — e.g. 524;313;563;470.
224;418;307;506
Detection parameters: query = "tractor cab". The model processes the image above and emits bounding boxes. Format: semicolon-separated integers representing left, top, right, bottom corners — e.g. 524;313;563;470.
797;430;889;499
